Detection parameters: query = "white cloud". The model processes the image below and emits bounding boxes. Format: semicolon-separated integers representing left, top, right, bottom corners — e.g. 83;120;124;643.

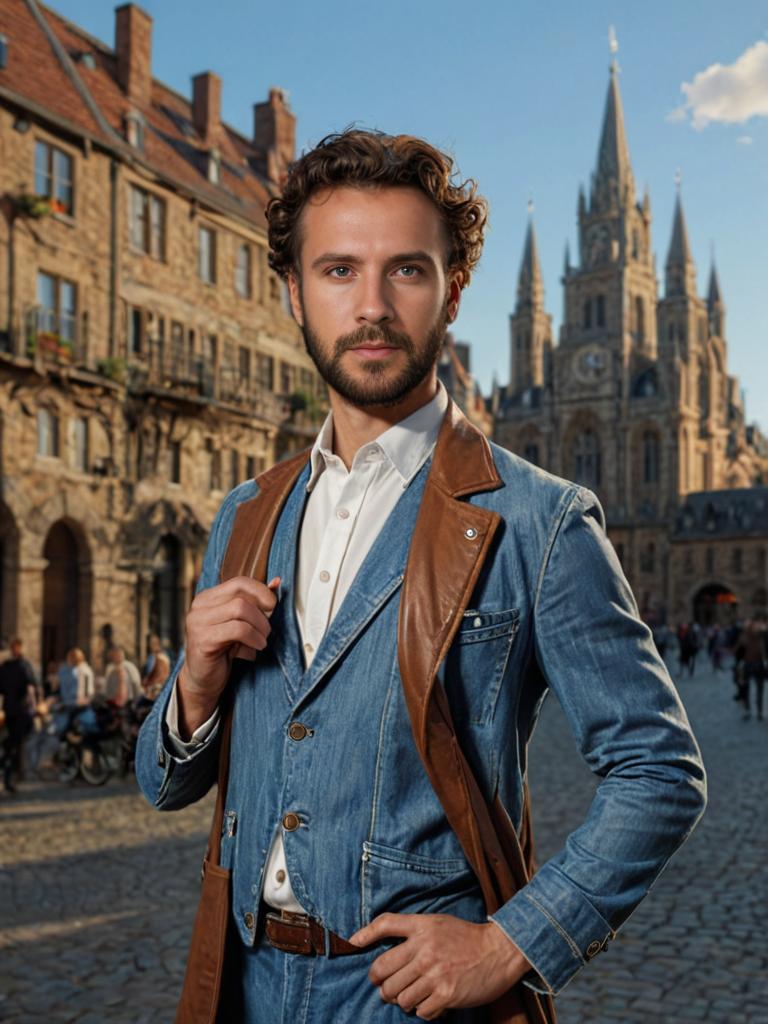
737;135;754;144
671;40;768;130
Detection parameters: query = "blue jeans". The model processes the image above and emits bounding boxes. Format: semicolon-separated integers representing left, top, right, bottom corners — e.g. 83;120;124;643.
217;926;489;1023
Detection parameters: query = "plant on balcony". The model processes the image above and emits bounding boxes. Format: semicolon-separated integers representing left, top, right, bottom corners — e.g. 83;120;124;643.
14;193;52;219
36;330;61;353
96;356;126;383
288;389;325;424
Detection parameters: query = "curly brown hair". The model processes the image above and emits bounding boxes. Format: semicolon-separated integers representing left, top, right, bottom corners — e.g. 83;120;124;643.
266;129;488;289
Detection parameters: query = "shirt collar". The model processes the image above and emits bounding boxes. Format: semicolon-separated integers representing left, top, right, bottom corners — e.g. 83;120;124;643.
307;381;449;490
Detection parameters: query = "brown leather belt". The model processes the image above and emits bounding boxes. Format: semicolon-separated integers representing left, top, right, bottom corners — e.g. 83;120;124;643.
264;909;363;957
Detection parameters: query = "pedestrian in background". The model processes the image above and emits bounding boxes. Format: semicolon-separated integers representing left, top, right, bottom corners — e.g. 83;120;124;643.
104;645;142;707
141;636;171;702
0;638;37;793
738;618;766;721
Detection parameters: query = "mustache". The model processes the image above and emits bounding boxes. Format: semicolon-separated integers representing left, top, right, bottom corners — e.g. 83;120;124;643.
334;324;415;355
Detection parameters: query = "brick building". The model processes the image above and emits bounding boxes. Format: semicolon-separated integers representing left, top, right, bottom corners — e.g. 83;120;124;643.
494;61;768;626
0;0;325;672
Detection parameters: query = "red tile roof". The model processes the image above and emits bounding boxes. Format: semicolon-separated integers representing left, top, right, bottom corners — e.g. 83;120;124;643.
1;0;275;226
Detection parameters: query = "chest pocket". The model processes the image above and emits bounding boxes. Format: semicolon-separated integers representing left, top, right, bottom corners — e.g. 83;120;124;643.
443;608;520;725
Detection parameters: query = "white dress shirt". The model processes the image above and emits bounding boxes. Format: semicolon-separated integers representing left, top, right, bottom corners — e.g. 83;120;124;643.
167;382;448;913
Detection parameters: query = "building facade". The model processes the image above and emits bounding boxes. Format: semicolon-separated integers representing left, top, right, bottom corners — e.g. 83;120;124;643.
494;61;768;626
0;1;325;672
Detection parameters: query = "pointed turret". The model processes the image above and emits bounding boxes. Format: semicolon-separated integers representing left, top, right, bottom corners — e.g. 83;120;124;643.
516;217;544;312
708;260;725;336
665;191;696;297
592;62;635;213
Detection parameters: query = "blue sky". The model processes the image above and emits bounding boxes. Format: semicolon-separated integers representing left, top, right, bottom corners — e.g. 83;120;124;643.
52;0;768;430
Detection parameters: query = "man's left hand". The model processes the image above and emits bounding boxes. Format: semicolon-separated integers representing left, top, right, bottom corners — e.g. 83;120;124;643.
348;913;530;1020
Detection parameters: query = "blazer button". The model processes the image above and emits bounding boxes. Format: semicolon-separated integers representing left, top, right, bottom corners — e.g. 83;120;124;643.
288;722;308;741
585;940;602;959
244;912;255;930
282;812;300;831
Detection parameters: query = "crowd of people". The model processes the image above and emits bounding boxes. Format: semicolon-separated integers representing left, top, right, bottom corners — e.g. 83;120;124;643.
652;616;767;720
0;635;172;793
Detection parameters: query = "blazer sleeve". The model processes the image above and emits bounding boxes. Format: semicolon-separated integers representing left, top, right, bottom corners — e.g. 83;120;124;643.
490;486;707;995
135;480;259;812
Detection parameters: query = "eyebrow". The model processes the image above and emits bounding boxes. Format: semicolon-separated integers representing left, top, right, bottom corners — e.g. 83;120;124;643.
310;250;438;270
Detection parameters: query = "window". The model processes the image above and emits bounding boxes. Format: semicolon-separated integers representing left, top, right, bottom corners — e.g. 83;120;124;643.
246;455;265;479
583;299;592;330
37;271;76;341
206;334;218;367
199;226;216;284
171;321;184;368
128;307;144;356
37;408;60;457
187;329;196;376
643;432;660;484
705;548;715;574
635;297;645;343
72;417;88;472
256;353;274;391
640;543;655;574
239;346;251;382
596;295;606;328
170;441;182;484
230;450;240;488
732;548;743;575
129;185;165;258
299;368;314;394
280;361;293;395
235;244;251;298
572;429;601;488
523;443;539;466
34;140;73;215
208;442;221;491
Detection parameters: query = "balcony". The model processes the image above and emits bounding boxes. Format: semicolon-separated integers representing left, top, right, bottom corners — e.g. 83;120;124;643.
0;306;89;369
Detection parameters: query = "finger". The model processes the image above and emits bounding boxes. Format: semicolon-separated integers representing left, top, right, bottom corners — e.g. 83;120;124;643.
349;913;419;947
201;620;269;655
396;976;435;1016
195;598;272;637
368;941;414;985
194;576;280;613
377;959;423;1004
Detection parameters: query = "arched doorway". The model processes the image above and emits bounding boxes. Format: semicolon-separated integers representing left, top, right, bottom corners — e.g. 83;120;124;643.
693;583;738;627
0;502;20;642
150;535;182;659
42;521;82;666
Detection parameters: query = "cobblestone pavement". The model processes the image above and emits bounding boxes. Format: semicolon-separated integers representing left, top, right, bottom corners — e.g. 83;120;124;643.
1;660;765;1023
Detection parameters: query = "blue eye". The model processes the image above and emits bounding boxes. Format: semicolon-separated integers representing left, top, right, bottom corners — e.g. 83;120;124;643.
397;265;421;278
329;266;352;278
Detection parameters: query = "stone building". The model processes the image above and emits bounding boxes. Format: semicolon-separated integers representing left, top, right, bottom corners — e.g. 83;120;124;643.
0;0;325;672
438;333;493;437
494;60;768;626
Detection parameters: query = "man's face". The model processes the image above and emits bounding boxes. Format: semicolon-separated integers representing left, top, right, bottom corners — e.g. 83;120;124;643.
10;641;22;658
287;186;461;408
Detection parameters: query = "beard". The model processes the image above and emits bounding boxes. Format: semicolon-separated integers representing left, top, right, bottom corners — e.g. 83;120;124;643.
300;307;448;408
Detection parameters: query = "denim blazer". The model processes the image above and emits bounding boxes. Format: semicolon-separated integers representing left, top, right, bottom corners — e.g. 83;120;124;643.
136;402;706;996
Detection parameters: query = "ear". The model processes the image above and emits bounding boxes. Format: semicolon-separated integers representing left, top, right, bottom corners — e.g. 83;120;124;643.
287;273;304;327
446;273;463;324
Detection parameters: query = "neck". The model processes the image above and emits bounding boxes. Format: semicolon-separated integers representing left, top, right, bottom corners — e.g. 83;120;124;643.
328;373;439;469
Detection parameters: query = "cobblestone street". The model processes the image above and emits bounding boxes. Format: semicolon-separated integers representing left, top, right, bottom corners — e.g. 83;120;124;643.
1;661;766;1023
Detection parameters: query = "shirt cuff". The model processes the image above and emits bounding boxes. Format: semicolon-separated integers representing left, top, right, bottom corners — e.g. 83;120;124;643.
165;680;220;759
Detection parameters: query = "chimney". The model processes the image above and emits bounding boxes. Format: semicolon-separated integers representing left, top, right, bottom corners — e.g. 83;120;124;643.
253;88;295;184
192;71;222;144
115;4;153;106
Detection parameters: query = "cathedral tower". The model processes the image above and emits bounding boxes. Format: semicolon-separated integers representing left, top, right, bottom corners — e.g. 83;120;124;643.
509;215;553;393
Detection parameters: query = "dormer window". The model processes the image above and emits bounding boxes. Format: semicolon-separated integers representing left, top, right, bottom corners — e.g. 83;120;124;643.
125;110;145;150
207;148;221;184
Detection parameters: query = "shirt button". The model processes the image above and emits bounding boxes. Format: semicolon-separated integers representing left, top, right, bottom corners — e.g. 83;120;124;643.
303;642;313;653
275;870;286;884
585;940;602;959
288;722;308;741
318;570;331;583
244;912;255;930
336;508;350;520
282;812;300;831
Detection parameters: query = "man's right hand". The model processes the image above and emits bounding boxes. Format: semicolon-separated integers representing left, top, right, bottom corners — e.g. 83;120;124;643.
176;575;280;738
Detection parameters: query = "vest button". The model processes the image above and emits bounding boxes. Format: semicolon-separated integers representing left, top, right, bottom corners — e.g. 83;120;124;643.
288;722;308;741
244;912;255;930
282;812;300;831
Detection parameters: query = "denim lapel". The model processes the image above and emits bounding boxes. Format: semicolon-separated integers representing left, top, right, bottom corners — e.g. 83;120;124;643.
266;462;311;703
291;456;432;713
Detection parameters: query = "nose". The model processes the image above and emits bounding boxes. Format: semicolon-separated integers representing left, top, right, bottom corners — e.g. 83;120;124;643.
355;273;395;327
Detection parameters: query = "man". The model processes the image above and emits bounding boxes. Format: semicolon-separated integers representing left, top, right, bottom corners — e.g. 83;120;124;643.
137;130;706;1023
104;645;143;708
738;617;766;720
0;638;37;793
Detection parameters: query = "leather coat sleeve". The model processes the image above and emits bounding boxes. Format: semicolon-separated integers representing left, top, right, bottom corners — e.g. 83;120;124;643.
490;487;707;995
135;481;257;812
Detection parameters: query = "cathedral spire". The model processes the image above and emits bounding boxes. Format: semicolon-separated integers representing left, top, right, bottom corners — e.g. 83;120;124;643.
665;187;696;297
592;59;635;212
707;260;722;310
516;213;544;312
